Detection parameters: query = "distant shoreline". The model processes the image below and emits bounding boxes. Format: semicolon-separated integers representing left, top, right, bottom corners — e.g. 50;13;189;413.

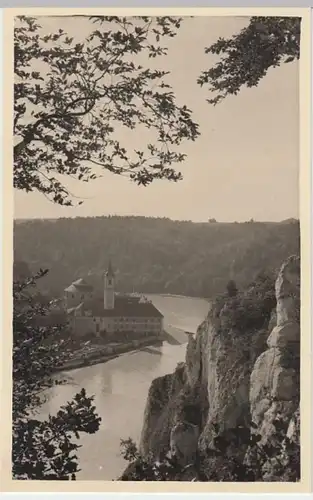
148;293;209;302
14;216;299;224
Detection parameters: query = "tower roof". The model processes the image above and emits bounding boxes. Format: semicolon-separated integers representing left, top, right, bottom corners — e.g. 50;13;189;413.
80;295;164;318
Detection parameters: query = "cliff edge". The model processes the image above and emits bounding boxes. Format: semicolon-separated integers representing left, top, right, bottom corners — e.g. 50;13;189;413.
131;256;300;481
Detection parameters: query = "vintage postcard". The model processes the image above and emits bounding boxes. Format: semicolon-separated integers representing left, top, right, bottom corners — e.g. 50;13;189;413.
1;6;312;494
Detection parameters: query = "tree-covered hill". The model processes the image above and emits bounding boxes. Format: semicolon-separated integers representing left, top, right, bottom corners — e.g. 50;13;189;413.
13;216;300;299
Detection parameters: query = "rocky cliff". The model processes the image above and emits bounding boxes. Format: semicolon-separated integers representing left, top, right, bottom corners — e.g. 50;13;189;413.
247;255;300;480
137;256;300;481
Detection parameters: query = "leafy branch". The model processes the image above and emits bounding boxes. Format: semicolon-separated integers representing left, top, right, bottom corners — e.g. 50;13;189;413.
198;16;301;105
14;16;199;205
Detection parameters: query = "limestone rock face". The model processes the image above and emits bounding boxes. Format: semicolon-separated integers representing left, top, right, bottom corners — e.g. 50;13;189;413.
249;255;300;444
170;421;199;466
139;319;210;463
267;323;300;349
185;319;209;390
139;362;187;459
136;255;300;481
140;293;270;465
255;405;301;482
199;319;252;451
287;406;300;443
276;255;300;327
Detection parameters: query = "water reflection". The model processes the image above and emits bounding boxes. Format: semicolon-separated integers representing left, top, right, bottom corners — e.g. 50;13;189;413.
40;342;186;480
102;370;112;394
44;344;164;408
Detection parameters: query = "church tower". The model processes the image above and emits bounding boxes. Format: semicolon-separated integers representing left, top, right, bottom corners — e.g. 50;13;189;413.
104;260;115;310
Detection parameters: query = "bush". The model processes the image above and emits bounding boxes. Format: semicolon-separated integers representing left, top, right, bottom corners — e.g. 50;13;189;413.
217;271;276;335
226;280;238;297
119;414;300;482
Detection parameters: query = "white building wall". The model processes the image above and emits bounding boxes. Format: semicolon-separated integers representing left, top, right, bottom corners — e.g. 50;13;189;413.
64;289;93;309
70;313;163;338
104;275;115;310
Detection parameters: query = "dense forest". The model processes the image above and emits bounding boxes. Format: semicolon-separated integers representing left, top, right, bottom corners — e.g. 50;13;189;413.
14;216;300;300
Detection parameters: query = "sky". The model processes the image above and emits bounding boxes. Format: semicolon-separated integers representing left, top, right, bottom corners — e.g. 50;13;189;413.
14;15;299;222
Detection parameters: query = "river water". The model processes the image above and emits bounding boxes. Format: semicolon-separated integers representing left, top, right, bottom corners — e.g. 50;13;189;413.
39;295;209;480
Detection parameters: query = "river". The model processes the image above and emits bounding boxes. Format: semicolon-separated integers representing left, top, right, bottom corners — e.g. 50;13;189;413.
39;295;209;480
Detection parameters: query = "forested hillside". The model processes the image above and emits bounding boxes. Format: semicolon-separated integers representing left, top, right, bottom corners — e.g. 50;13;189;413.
14;216;300;299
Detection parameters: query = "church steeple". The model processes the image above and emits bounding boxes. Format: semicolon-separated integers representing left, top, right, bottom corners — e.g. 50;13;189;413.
106;259;114;278
104;260;115;310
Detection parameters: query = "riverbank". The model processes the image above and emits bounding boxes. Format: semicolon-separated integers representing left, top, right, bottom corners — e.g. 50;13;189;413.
56;334;165;373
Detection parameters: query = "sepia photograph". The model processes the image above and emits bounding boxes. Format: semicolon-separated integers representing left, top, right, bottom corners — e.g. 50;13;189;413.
7;7;310;489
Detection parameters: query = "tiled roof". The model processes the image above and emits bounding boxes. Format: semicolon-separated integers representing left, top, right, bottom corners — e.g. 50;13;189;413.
82;295;164;318
65;278;93;293
64;284;78;293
